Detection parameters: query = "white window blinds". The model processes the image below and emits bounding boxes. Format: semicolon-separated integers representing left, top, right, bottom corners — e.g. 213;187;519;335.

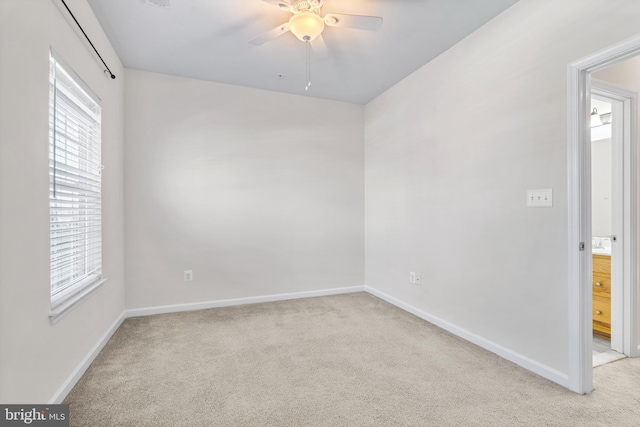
49;52;103;309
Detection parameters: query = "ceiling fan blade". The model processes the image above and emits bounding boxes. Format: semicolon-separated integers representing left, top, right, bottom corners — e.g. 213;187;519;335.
311;35;329;59
324;14;383;31
249;23;290;46
260;0;294;12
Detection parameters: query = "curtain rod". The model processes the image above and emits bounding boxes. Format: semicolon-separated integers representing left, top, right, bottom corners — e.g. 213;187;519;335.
60;0;116;79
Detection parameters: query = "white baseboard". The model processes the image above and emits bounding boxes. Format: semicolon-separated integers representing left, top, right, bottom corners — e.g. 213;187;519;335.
364;286;569;388
125;285;365;318
48;312;126;404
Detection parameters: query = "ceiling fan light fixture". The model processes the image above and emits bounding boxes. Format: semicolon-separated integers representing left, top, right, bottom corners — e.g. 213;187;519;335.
289;12;325;42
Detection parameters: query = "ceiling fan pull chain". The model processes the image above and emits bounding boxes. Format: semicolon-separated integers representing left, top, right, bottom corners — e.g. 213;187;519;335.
304;36;311;91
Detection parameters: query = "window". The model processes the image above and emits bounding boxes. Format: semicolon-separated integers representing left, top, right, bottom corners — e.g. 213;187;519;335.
49;51;104;320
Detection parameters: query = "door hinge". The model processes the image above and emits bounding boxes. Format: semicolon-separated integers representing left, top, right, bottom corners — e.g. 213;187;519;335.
612;235;617;242
579;242;585;251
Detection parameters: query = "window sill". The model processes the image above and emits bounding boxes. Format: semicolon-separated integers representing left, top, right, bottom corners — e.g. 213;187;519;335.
49;278;107;325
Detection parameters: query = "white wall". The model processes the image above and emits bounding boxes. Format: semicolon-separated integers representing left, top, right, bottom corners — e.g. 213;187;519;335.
364;0;640;381
0;0;125;402
591;138;612;237
124;70;364;309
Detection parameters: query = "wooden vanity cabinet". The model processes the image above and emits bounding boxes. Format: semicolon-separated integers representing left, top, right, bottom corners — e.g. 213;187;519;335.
592;254;611;338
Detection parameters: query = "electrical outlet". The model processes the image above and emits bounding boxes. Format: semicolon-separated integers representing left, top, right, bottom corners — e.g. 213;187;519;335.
184;270;193;281
409;271;416;284
415;274;421;285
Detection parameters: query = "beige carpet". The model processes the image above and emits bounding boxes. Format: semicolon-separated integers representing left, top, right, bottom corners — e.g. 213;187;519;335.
65;292;640;426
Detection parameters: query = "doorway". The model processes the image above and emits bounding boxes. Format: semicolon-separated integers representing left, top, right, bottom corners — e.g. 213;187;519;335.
589;84;631;367
567;35;640;394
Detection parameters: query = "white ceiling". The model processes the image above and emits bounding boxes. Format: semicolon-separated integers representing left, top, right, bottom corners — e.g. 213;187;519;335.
88;0;520;104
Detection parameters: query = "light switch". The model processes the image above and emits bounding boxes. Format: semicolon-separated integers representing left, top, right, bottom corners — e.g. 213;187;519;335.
527;189;553;207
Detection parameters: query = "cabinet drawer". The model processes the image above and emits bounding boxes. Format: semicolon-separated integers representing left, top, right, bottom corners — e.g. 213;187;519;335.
592;273;611;298
593;296;611;337
593;254;611;276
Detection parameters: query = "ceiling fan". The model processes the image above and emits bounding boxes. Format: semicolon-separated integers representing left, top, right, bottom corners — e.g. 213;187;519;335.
249;0;383;58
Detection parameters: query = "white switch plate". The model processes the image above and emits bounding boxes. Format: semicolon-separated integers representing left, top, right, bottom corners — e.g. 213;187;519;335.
409;272;416;284
415;274;422;285
184;270;193;281
527;189;553;207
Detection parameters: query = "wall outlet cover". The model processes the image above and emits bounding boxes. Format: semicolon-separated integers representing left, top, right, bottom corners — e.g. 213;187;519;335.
409;271;416;284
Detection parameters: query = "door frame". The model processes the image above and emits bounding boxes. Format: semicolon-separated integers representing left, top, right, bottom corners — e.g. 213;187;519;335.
568;34;640;394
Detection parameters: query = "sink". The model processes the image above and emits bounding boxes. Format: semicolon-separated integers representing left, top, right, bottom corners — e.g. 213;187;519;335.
592;236;612;255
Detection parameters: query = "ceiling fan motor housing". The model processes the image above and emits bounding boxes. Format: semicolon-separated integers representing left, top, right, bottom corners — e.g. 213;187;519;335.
292;0;323;14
